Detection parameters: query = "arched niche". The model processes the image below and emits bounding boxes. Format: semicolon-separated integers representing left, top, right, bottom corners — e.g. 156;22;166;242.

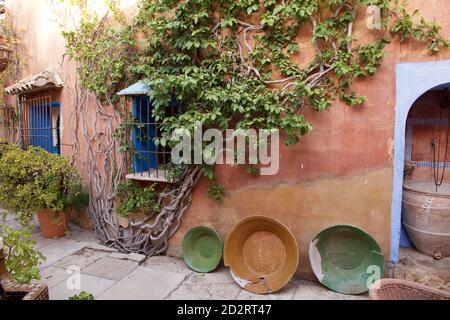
391;59;450;262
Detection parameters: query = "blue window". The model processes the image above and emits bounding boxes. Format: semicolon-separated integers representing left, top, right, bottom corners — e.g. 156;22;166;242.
131;95;176;174
132;96;158;173
20;96;61;154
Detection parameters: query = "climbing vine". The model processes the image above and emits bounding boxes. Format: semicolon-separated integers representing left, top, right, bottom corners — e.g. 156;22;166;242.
0;14;27;143
52;0;449;255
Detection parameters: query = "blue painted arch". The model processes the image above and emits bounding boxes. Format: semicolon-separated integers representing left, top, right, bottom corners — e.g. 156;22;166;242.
391;59;450;263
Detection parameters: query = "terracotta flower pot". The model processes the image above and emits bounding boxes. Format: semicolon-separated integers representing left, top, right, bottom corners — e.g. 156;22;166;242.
37;208;71;239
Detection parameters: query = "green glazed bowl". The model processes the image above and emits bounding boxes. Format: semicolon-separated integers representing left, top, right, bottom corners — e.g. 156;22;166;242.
182;226;223;273
309;225;384;295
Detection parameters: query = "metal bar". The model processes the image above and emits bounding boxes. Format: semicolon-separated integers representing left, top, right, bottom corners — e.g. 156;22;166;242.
147;97;150;177
18;95;54;152
139;96;143;177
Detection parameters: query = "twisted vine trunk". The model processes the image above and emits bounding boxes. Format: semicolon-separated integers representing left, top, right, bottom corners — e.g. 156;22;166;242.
65;72;201;255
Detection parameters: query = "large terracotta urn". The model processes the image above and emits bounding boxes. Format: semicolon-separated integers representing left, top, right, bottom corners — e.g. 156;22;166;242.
402;181;450;259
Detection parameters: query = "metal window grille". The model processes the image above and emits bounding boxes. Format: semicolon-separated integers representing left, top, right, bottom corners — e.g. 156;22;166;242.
18;95;61;154
130;96;177;179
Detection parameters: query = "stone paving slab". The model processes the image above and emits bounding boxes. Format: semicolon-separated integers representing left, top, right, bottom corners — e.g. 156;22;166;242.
293;279;369;300
32;266;71;289
127;252;146;263
31;232;56;250
167;281;241;300
143;255;193;276
186;268;236;285
38;239;88;269
97;266;186;300
166;267;241;300
236;279;299;300
49;273;115;300
82;256;139;281
54;247;109;270
66;228;99;243
108;252;128;260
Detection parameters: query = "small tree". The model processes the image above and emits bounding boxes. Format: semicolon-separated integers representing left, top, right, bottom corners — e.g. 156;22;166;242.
0;145;82;226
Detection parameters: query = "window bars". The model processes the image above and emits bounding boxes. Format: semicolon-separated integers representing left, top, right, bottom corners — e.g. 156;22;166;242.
129;96;176;181
18;95;60;154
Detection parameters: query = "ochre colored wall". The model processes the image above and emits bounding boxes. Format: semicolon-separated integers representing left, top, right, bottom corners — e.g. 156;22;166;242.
167;1;450;279
5;0;450;279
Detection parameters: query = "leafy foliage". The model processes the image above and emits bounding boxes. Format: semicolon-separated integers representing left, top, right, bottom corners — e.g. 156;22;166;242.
115;180;160;217
207;180;226;203
390;4;450;52
57;0;450;205
1;226;45;284
0;15;27;106
61;1;136;101
69;291;95;300
62;0;450;150
0;145;82;225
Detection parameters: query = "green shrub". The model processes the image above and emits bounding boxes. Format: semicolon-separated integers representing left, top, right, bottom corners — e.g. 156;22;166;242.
1;225;45;284
115;180;160;217
69;291;95;300
0;146;82;225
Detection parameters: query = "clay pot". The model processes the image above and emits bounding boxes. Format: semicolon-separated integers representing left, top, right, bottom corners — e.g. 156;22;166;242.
37;208;71;239
402;181;450;259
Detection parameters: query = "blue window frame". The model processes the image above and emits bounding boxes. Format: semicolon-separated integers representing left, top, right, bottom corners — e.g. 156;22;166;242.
132;96;158;173
131;95;176;175
19;95;61;154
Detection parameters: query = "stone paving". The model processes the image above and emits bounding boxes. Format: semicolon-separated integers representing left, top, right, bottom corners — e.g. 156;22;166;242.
23;223;369;300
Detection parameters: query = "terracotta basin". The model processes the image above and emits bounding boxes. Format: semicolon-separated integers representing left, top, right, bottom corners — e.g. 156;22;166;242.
402;181;450;259
224;216;299;294
369;278;450;300
37;208;71;239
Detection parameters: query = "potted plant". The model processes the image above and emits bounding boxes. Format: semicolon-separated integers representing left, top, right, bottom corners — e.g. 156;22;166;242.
115;180;160;228
0;226;48;300
0;145;82;238
69;291;94;300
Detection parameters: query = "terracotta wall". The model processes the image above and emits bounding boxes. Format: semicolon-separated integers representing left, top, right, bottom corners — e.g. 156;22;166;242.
5;0;450;279
166;1;450;279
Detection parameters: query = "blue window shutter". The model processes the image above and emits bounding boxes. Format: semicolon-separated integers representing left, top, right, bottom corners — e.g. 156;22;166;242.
132;96;157;172
29;101;60;154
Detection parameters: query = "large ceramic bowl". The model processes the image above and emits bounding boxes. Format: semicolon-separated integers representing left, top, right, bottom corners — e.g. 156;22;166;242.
309;225;384;295
224;216;299;294
182;226;223;273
